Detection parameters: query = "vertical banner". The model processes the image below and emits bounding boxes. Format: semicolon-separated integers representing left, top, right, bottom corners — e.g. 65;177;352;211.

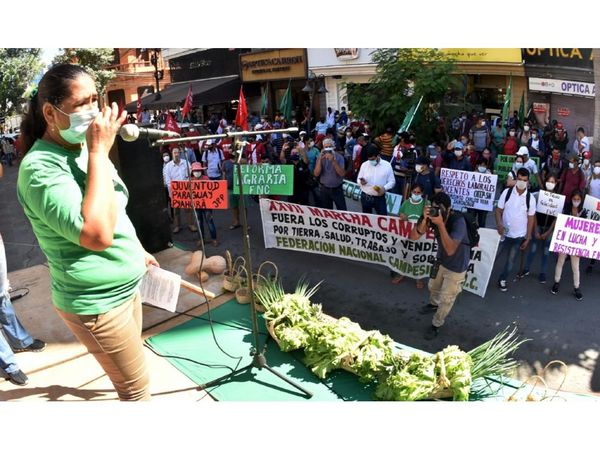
536;190;566;217
549;214;600;260
170;180;228;209
233;164;294;195
439;168;497;211
260;199;500;297
582;194;600;221
342;179;402;215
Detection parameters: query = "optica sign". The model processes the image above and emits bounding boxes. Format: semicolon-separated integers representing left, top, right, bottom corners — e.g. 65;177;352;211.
529;77;595;98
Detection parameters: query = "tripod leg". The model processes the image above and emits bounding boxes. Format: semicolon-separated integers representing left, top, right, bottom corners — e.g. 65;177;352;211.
198;362;253;391
262;364;313;398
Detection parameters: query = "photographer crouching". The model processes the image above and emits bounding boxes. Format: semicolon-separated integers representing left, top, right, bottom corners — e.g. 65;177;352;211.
410;192;470;340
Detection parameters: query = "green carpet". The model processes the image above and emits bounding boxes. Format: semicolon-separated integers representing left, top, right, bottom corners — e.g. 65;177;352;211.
146;301;376;401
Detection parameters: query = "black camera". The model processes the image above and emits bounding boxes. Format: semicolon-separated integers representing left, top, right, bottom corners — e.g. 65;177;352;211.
429;206;441;217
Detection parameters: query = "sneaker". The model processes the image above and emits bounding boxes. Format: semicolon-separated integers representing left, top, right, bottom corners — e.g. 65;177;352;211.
13;339;46;353
517;270;530;279
418;304;438;315
498;280;507;292
551;282;560;295
574;288;583;301
424;325;440;340
538;273;546;284
4;369;28;386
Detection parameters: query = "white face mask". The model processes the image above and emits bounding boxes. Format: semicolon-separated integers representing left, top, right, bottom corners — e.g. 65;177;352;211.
163;155;170;162
509;131;516;137
573;200;581;207
192;171;202;178
524;126;530;132
594;167;600;175
583;160;590;166
454;150;463;158
516;180;528;190
569;162;575;169
545;182;556;191
415;164;423;173
55;106;99;144
532;134;538;140
514;162;523;170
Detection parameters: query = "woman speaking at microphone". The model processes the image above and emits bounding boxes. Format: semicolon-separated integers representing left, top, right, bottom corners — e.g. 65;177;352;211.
17;64;158;401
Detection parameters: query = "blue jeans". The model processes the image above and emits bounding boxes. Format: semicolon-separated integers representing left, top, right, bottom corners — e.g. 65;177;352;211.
525;235;552;275
0;234;33;375
361;192;387;215
498;236;526;281
319;185;347;211
195;209;217;240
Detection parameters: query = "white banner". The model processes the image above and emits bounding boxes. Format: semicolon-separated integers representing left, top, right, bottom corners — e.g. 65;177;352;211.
550;214;600;260
342;179;403;215
582;194;600;221
536;190;566;217
260;199;500;297
439;168;497;212
529;77;596;98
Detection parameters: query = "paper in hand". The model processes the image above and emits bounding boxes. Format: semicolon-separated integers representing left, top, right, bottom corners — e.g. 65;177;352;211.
139;265;181;312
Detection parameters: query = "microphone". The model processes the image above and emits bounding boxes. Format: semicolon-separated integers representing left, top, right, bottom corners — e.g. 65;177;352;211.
119;124;180;142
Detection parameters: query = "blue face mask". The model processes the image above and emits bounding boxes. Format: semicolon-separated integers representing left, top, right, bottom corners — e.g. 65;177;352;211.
369;159;379;166
54;105;99;144
411;193;422;202
478;166;487;173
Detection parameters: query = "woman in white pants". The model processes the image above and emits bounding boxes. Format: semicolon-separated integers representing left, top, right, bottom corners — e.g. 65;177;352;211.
551;189;584;301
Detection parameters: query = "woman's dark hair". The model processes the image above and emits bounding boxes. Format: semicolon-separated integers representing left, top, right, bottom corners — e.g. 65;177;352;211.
20;63;91;154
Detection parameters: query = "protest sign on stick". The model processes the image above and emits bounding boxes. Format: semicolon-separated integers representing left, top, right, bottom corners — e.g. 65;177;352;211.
233;164;294;195
439;168;497;211
549;213;600;260
170;180;228;209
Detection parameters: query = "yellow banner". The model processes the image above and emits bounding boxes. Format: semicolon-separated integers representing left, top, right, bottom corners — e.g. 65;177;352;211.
442;48;522;63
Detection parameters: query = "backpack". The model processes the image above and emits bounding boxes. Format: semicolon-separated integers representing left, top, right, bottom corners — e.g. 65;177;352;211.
503;186;531;210
448;211;480;249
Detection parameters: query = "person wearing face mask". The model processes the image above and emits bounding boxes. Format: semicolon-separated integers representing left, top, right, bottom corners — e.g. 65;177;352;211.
503;127;519;155
412;156;441;199
189;162;218;247
560;155;586;203
580;151;592;183
165;147;197;234
505;154;525;188
514;146;542;191
343;129;355;159
541;147;566;189
411;192;471;339
161;149;174;222
448;142;472;171
551;190;585;301
480;148;494;171
528;128;546;159
468;158;492;227
572;127;590;158
587;160;600;198
288;146;311;206
495;168;536;292
519;122;532;147
550;122;569;154
16;64;158;401
314;138;347;211
519;175;559;283
490;121;506;159
357;145;395;215
469;115;490;153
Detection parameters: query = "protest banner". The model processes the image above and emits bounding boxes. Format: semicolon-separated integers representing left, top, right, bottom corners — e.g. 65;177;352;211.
439;168;497;211
494;155;540;187
549;213;600;260
342;179;403;215
536;190;566;217
170;180;228;209
582;194;600;221
260;199;500;297
233;164;294;195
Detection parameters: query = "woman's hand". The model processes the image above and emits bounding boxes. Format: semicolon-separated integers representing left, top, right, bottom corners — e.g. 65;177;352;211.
87;102;127;155
144;251;160;268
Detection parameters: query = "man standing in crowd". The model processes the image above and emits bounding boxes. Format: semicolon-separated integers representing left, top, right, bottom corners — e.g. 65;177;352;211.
357;146;395;215
411;192;471;340
571;127;590;158
469;115;490;153
165;147;197;234
201;140;224;181
516;146;543;190
495;168;536;292
314;138;347;210
550;122;569;154
374;126;395;162
449;142;472;171
412;156;442;199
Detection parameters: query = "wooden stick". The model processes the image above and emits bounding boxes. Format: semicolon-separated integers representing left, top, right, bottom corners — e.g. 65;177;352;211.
180;279;216;300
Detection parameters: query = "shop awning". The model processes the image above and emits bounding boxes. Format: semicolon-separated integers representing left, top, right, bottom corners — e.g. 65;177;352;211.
125;75;244;112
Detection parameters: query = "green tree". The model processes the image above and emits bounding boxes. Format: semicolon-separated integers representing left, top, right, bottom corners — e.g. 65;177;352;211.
52;48;116;100
348;48;457;142
0;48;44;118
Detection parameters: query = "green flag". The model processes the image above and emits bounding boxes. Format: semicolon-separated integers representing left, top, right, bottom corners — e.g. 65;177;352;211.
279;79;293;122
501;76;512;128
398;96;423;134
260;83;269;117
518;91;525;126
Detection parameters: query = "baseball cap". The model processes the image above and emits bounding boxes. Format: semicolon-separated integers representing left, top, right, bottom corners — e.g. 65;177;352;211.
204;139;214;146
454;142;464;150
516;146;529;156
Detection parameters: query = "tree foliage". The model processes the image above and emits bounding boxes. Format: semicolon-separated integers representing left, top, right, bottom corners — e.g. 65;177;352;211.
52;48;116;99
348;48;458;141
0;48;44;117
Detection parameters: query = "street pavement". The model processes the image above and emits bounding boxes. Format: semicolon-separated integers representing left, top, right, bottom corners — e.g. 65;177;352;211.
3;160;600;396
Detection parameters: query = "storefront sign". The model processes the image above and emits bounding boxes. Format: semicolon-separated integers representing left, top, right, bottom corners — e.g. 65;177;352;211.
342;179;402;215
439;168;497;212
536;190;566;217
441;48;522;63
533;102;550;126
260;199;500;297
582;194;600;221
533;103;548;113
557;107;570;117
170;180;228;209
233;164;294;195
550;213;600;260
240;49;307;82
529;77;596;98
523;48;593;69
334;48;360;60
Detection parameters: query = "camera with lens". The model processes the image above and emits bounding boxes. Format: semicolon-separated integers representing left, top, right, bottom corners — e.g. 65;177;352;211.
429;206;441;217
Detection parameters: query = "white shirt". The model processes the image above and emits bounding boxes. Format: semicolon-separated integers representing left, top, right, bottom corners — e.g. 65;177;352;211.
589;178;600;198
510;158;538;177
497;187;537;238
356;159;396;196
164;159;191;196
202;149;224;178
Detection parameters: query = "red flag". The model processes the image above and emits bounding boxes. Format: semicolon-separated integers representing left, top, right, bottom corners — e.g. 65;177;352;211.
136;96;143;123
181;84;193;120
235;87;248;131
164;112;181;133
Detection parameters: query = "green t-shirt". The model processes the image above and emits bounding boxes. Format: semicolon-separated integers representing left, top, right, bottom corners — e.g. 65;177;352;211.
399;198;429;223
17;139;146;315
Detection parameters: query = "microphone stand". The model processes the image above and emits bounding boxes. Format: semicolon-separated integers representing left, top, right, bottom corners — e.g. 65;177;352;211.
196;130;312;398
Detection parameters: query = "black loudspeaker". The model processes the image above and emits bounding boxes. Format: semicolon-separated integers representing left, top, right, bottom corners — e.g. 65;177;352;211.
111;135;172;253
